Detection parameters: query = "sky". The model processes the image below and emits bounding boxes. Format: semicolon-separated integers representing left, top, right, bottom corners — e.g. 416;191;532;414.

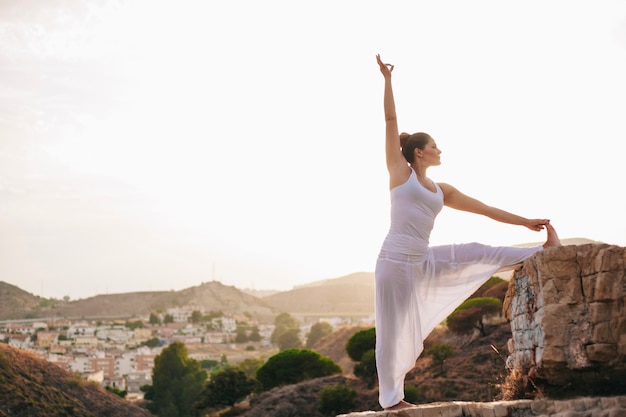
1;1;625;300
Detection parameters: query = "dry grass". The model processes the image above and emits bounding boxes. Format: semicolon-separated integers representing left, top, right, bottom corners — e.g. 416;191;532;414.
0;343;151;417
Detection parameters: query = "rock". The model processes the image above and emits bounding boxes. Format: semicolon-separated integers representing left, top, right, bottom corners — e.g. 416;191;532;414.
503;244;626;396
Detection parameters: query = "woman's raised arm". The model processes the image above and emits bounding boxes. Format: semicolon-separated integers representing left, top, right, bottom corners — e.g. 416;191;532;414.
377;54;409;188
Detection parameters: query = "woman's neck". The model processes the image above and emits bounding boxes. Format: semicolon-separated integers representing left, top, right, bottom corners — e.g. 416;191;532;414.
411;163;428;178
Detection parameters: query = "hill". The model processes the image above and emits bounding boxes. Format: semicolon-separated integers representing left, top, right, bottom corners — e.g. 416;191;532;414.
0;281;47;320
0;343;151;417
262;272;375;319
0;281;278;322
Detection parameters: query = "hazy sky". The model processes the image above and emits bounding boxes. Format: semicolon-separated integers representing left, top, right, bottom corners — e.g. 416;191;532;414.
1;1;625;300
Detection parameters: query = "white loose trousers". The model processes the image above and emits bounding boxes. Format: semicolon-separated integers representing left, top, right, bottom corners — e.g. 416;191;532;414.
374;242;542;408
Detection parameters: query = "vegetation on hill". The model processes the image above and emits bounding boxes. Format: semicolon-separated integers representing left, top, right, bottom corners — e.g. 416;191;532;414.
0;343;150;417
0;280;277;322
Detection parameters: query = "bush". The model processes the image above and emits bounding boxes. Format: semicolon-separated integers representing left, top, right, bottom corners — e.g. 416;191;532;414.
353;349;377;386
425;342;454;374
404;384;423;404
346;328;375;361
447;297;502;336
256;349;341;391
318;385;357;416
195;367;256;410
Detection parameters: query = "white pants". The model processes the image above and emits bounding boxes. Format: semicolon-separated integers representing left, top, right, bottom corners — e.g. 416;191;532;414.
374;242;542;408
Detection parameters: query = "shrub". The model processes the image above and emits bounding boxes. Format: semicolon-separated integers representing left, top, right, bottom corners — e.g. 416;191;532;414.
353;349;377;386
318;385;357;416
404;384;423;404
346;327;375;361
256;349;341;391
425;343;454;374
447;297;502;336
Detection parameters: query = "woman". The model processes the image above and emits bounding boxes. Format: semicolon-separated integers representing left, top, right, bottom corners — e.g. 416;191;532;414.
374;54;561;411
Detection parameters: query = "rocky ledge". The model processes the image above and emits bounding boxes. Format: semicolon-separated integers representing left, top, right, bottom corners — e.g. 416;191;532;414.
338;395;626;417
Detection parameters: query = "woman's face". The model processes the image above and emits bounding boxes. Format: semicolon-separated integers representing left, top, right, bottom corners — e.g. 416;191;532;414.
418;138;442;166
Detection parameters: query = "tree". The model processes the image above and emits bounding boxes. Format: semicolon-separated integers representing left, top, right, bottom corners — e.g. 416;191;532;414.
149;312;161;326
146;341;207;417
270;312;300;344
238;357;265;379
346;327;375;361
318;385;357;416
425;342;454;374
306;321;333;348
447;297;502;336
256;349;341;391
234;326;248;343
248;325;261;342
195;367;256;410
164;313;174;324
277;328;303;351
353;349;377;386
141;337;161;348
189;310;202;324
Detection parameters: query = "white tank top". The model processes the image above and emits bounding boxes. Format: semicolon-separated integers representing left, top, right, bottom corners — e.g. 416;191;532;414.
380;168;443;255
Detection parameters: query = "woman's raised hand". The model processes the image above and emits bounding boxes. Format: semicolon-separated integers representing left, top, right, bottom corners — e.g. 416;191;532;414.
376;54;394;78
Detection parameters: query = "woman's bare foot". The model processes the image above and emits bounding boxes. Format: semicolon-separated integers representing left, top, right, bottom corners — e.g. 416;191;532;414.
384;400;418;411
543;223;562;248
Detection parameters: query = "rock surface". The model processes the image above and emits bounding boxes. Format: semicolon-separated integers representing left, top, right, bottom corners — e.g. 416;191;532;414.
337;395;626;417
503;244;626;396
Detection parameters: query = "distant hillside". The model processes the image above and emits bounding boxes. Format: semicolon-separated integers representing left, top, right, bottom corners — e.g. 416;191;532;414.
0;281;278;322
0;343;151;417
262;272;375;318
0;281;48;320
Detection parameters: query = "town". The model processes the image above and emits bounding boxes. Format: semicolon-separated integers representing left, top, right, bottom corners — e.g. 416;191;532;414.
0;306;361;401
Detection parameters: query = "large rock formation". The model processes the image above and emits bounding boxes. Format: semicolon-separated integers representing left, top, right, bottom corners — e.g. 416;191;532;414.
503;244;626;397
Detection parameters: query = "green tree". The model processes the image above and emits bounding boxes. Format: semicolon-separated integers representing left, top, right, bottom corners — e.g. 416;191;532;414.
346;327;375;361
189;310;202;324
317;385;357;416
278;328;303;351
146;341;207;417
306;321;333;348
164;313;174;324
149;312;161;325
353;349;377;386
125;320;144;330
141;337;161;348
248;325;261;342
238;357;265;379
106;386;127;399
447;297;502;336
270;312;300;344
425;342;454;374
234;326;248;343
256;349;341;391
195;367;256;410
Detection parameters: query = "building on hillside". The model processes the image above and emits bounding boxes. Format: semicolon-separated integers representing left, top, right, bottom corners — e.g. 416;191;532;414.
47;354;71;371
126;371;152;393
74;336;100;349
85;369;104;384
31;321;48;330
104;376;126;391
7;334;31;349
89;357;115;379
96;327;132;344
67;322;96;338
132;327;153;344
36;331;59;348
135;353;156;373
